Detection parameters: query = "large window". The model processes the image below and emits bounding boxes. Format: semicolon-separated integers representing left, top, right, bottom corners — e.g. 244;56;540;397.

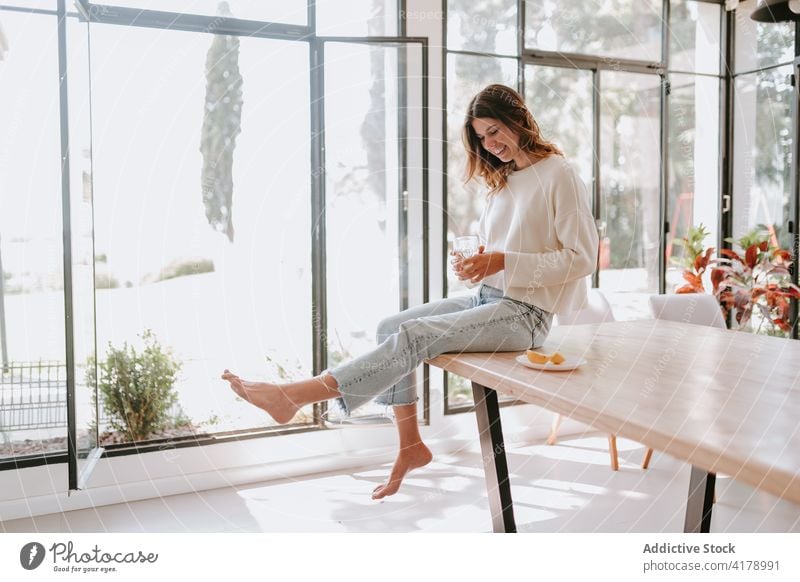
316;0;398;36
732;66;794;250
2;0;434;475
323;40;425;420
444;26;518;409
448;0;517;55
664;0;721;293
90;24;314;439
670;0;722;75
732;0;796;250
525;0;664;62
0;9;67;460
665;73;721;292
445;52;517;297
734;0;795;73
730;1;797;339
597;71;663;316
524;65;593;184
444;0;725;409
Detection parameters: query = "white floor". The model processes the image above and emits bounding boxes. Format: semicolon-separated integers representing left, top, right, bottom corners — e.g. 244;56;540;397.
2;433;799;533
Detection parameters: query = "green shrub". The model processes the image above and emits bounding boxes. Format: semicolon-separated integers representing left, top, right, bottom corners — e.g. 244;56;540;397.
86;330;183;441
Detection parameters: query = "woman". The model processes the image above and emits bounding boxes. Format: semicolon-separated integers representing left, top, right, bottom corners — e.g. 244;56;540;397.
222;83;598;500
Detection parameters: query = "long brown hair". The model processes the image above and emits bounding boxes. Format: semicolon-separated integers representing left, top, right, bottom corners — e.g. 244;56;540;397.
462;84;562;193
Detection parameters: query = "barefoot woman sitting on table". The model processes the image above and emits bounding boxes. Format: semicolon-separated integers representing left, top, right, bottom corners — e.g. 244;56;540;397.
222;83;598;500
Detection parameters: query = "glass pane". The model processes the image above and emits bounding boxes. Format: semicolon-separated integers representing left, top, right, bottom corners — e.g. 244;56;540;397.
323;42;423;420
524;64;593;184
446;53;517;296
598;71;661;320
445;53;517;409
67;15;100;478
94;0;307;25
732;66;793;250
316;0;397;36
447;0;517;55
91;24;312;443
0;10;67;459
524;0;663;62
668;0;721;75
665;73;720;293
734;0;795;72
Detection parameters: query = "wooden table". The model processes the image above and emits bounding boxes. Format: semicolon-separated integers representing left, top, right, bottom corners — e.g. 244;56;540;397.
426;319;800;533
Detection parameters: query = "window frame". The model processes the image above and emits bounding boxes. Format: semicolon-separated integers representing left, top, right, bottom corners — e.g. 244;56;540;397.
0;0;432;474
442;0;735;414
724;5;800;340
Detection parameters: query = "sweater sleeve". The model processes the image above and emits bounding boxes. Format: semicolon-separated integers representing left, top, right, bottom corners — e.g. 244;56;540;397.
502;165;599;290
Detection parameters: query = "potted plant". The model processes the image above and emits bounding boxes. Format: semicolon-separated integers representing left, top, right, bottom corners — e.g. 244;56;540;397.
711;228;800;335
673;223;715;294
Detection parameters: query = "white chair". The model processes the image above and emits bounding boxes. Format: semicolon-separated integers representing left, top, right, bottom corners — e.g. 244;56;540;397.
648;293;727;329
556;288;616;326
644;294;727;470
548;289;629;470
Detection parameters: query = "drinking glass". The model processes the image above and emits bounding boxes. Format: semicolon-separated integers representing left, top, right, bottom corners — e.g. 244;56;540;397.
453;235;480;261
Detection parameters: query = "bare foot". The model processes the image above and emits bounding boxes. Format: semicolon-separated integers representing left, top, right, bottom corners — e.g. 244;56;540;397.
372;441;433;500
221;369;301;424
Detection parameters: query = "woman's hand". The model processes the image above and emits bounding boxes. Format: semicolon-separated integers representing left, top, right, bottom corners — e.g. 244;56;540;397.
451;245;505;283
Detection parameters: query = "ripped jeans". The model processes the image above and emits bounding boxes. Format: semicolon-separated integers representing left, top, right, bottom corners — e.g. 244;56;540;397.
326;284;552;416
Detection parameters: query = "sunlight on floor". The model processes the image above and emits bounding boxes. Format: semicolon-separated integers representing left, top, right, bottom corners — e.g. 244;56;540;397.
2;433;799;533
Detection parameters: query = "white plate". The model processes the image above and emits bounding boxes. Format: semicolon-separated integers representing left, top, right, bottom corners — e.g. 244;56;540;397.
515;354;586;372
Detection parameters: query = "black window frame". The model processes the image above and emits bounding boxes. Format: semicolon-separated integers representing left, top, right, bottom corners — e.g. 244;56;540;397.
0;0;430;474
441;0;800;415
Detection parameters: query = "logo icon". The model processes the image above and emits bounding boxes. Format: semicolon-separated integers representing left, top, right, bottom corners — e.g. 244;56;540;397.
20;542;46;570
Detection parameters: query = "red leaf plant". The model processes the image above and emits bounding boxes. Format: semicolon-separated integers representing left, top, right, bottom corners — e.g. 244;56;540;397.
673;224;715;294
711;230;800;335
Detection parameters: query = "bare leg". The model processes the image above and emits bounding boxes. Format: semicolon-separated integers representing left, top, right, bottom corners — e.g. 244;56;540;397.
372;402;433;500
221;369;340;425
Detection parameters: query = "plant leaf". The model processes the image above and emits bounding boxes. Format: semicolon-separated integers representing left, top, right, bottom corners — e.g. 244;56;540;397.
745;244;759;269
719;249;742;262
772;248;792;263
682;271;702;286
710;268;725;292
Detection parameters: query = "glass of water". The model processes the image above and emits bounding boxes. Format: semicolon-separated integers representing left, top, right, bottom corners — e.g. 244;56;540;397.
453;235;480;261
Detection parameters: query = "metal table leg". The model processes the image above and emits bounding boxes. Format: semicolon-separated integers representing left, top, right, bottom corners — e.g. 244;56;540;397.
684;466;716;533
472;381;516;533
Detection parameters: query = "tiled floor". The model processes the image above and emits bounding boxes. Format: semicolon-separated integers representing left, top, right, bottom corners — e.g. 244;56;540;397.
3;433;799;533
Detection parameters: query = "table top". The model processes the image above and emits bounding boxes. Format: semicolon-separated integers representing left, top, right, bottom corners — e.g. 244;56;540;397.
426;319;800;504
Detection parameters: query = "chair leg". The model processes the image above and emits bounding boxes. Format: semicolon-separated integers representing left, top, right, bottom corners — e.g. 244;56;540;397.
642;448;654;469
608;434;619;471
546;413;562;445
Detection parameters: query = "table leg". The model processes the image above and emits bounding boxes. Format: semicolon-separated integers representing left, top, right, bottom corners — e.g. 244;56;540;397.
471;381;516;533
684;466;716;533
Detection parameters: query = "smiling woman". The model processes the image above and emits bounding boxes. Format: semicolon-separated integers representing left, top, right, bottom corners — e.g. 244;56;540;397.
222;83;599;501
461;83;563;193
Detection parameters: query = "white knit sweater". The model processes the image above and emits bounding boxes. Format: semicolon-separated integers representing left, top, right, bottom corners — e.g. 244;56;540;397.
475;155;598;314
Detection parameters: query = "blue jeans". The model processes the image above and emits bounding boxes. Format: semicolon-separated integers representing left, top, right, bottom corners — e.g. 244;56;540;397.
327;284;552;416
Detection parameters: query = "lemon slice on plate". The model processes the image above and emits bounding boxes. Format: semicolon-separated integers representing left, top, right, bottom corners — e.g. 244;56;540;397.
518;350;586;371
